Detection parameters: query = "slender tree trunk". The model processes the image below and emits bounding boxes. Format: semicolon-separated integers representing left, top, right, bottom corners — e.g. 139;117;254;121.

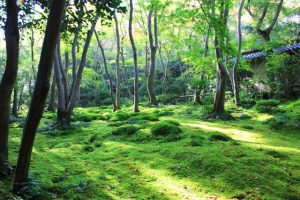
114;12;121;110
17;83;24;111
95;31;116;111
12;0;66;193
48;74;56;112
12;85;18;117
0;0;19;177
147;11;158;106
54;48;69;128
232;0;245;106
66;15;98;115
121;47;132;98
129;0;139;112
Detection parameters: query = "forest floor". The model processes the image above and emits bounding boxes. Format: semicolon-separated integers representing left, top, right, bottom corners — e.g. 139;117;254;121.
1;100;300;200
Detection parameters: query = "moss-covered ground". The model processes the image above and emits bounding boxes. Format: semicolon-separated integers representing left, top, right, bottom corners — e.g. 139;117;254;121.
1;100;300;200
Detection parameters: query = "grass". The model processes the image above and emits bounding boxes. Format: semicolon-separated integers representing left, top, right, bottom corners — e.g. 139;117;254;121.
1;101;300;199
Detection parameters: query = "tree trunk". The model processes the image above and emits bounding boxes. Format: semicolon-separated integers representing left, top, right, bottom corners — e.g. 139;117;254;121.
94;31;116;111
48;74;56;112
12;85;18;117
121;47;132;98
17;83;24;111
12;0;66;193
213;38;227;116
66;15;98;114
194;90;201;105
114;12;122;110
0;0;19;177
129;0;139;112
232;0;245;106
147;11;158;106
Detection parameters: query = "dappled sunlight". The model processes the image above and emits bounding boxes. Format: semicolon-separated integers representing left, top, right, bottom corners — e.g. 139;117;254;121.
244;143;300;154
184;122;262;143
138;165;225;200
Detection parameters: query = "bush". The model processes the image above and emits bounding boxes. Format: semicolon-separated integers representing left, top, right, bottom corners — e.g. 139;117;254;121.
267;114;300;129
256;99;280;113
154;110;174;116
209;133;232;141
151;122;182;136
241;98;256;108
112;124;139;135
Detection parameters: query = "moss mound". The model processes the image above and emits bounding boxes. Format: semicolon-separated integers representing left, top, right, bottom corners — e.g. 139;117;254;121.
112;124;139;135
151;121;182;136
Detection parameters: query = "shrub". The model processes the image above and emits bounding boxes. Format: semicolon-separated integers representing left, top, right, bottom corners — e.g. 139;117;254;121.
241;98;256;108
112;124;139;135
151;122;182;136
209;133;232;141
190;135;204;146
256;99;280;113
267;114;300;129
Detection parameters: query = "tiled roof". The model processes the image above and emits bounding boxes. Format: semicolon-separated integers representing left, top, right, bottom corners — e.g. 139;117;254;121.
241;42;300;60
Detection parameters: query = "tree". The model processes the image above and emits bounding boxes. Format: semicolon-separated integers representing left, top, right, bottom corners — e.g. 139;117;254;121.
129;0;140;112
95;31;117;111
114;11;122;111
12;0;66;194
245;0;284;41
147;10;158;106
0;0;19;177
231;0;245;106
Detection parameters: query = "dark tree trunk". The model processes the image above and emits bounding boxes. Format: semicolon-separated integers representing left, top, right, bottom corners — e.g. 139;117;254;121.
12;0;66;193
12;85;18;117
129;0;139;112
213;38;227;115
147;11;158;106
194;90;201;105
0;0;19;177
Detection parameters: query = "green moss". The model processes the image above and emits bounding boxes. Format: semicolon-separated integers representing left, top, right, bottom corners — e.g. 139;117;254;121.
208;133;232;141
2;103;300;200
112;124;139;135
151;122;182;136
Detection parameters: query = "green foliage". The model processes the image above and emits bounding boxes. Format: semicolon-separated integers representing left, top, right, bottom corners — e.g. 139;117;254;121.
255;99;280;113
241;98;256;109
267;114;300;130
208;133;232;142
112;124;139;136
157;94;177;105
72;113;103;122
15;178;41;200
266;54;300;99
151;121;182;136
